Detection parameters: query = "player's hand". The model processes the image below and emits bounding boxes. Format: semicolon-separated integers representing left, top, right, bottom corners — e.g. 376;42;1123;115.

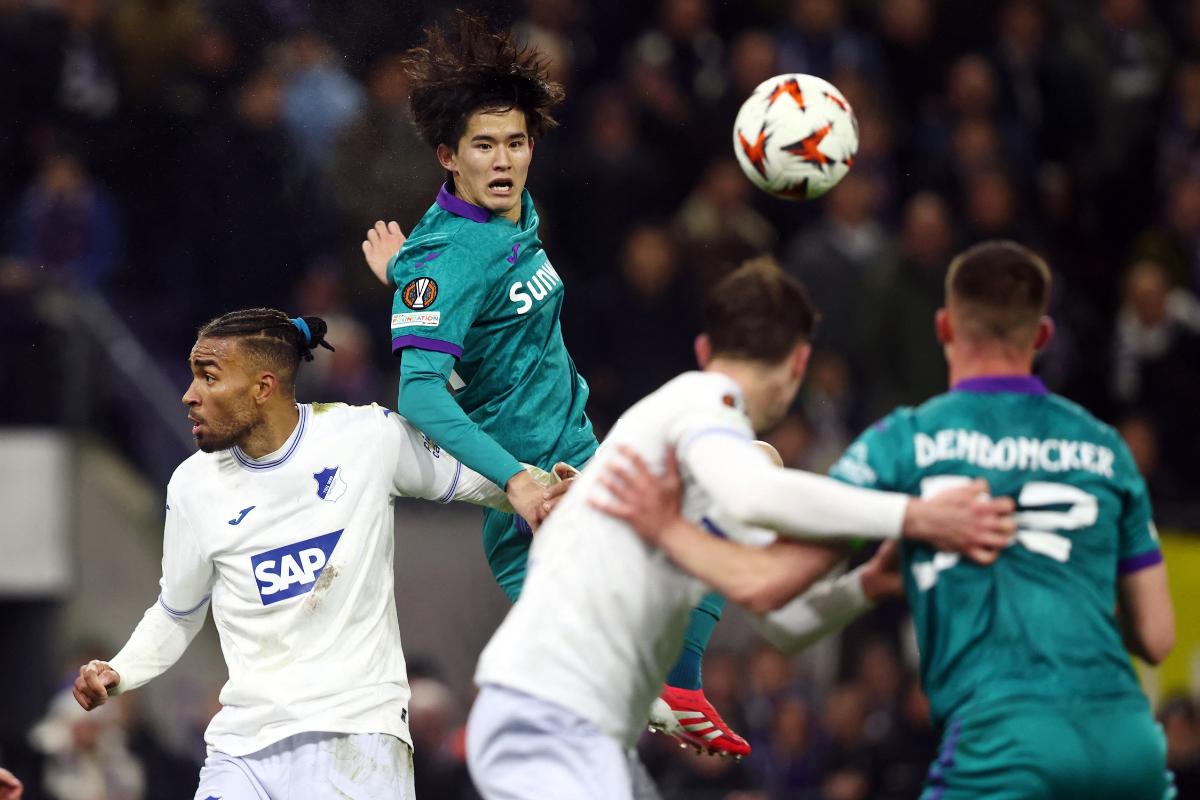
507;470;547;532
73;660;120;711
902;479;1015;564
859;540;904;601
0;767;23;800
590;446;683;545
541;462;580;516
362;220;406;287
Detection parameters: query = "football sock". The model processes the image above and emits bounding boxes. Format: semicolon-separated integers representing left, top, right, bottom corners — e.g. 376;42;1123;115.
666;591;726;690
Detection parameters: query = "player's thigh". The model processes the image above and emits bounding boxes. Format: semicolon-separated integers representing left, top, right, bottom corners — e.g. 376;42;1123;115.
1079;707;1173;800
919;711;1062;800
467;685;632;800
287;732;415;800
195;750;270;800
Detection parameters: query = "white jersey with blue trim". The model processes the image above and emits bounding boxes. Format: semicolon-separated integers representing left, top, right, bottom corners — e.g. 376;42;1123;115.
474;370;911;747
108;402;505;757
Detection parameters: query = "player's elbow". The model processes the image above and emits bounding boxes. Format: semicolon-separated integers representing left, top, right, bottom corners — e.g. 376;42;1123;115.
733;577;796;615
1139;623;1174;665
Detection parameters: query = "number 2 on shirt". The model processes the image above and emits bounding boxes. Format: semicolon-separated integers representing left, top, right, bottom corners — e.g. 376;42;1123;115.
912;475;1099;590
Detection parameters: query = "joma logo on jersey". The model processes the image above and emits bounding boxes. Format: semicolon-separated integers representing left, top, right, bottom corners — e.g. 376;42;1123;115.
508;262;561;315
251;530;343;605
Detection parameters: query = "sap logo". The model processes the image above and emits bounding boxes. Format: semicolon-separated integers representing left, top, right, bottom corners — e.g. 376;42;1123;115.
251;530;343;605
314;466;347;501
508;262;562;315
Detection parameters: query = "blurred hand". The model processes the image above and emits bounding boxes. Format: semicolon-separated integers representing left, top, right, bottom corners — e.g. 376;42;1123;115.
73;660;120;711
860;540;904;601
590;446;683;545
0;767;23;800
902;479;1016;564
362;220;406;286
541;462;581;516
506;471;547;532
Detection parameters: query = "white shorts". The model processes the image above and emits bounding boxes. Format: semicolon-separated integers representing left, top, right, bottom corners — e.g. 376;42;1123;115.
194;731;414;800
467;684;632;800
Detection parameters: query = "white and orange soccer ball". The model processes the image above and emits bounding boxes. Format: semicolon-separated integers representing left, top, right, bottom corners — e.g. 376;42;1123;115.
732;73;858;201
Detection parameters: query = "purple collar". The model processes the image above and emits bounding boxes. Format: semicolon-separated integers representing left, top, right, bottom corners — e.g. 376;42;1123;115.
436;184;491;223
952;375;1048;395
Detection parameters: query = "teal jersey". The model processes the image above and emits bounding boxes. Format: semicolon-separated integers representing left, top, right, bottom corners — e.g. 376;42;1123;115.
388;185;597;469
829;376;1163;725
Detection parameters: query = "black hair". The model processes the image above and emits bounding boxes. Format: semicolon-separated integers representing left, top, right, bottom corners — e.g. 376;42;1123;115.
703;257;819;363
403;10;564;151
197;308;334;390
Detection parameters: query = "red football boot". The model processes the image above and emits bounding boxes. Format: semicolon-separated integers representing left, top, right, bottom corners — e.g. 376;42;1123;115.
648;685;751;759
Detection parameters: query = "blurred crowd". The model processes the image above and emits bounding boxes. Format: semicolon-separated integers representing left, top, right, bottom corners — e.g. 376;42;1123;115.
3;0;1200;797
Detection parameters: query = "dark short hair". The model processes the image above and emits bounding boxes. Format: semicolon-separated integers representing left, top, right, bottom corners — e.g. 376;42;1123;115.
404;11;564;151
197;308;332;391
703;258;819;363
945;240;1051;344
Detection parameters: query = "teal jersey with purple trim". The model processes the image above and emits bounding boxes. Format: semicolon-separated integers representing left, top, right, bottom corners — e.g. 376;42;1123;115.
829;376;1162;725
388;185;596;469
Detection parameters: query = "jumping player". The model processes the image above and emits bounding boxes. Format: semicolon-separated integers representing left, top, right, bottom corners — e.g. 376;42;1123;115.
359;12;744;757
72;309;531;800
466;261;1015;799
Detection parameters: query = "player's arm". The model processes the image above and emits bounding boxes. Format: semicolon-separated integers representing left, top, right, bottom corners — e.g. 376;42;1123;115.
394;353;546;523
76;490;214;710
681;433;1014;561
1112;438;1174;665
1117;560;1173;665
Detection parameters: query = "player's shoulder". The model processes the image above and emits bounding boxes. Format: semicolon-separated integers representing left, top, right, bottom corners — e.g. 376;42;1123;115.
654;371;743;407
1042;392;1122;442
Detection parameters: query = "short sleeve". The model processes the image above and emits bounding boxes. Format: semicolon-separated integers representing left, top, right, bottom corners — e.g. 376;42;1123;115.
158;485;215;617
828;412;910;493
389;240;488;358
1111;437;1163;573
376;405;465;502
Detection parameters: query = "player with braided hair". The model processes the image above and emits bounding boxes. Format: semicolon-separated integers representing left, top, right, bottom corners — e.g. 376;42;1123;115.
72;307;539;799
360;12;747;764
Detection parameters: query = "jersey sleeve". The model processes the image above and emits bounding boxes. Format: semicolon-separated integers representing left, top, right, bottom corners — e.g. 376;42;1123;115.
828;412;911;493
376;405;509;508
1111;436;1164;574
389;239;486;358
158;484;216;617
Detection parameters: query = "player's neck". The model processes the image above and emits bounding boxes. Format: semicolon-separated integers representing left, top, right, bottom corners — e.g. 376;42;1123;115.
704;360;771;432
238;402;300;459
947;349;1035;387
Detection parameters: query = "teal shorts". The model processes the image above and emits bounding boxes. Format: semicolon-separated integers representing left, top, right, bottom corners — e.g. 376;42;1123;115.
482;506;529;602
922;699;1174;799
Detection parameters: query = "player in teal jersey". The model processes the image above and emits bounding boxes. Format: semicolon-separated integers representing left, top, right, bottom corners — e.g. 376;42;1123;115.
598;241;1175;798
359;12;748;761
824;241;1175;799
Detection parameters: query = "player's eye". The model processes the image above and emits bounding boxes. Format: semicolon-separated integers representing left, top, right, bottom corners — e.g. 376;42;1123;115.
477;142;491;151
204;374;216;384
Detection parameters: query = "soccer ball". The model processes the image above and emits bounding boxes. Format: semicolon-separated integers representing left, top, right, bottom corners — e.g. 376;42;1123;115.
732;73;858;201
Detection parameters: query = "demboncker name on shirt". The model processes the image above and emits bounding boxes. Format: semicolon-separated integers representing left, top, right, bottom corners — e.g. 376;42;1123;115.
913;429;1116;478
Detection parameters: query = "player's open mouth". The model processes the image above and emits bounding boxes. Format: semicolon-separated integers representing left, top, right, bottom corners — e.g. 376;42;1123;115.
488;179;514;195
188;415;204;436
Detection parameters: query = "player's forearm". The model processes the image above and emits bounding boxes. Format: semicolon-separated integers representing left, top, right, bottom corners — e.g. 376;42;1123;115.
751;564;874;654
108;596;208;694
398;367;522;488
1118;561;1174;665
685;436;908;540
655;521;823;614
450;464;514;511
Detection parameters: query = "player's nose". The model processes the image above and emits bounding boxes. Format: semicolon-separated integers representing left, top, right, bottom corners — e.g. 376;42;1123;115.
181;382;199;406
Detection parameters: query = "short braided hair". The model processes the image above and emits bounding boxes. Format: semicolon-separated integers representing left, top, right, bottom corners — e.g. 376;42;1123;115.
197;308;334;391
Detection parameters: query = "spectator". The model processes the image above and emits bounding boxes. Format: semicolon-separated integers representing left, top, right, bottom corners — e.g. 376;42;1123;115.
776;0;882;85
110;0;205;110
1160;695;1200;799
7;148;121;289
29;690;144;800
280;29;365;171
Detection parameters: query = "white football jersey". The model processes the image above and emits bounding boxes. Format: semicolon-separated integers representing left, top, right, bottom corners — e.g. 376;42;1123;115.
110;403;505;756
474;372;776;747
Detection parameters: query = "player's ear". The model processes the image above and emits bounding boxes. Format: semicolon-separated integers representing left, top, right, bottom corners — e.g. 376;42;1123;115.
253;371;279;405
792;342;812;380
1033;316;1055;351
694;334;712;368
436;142;457;172
935;308;952;345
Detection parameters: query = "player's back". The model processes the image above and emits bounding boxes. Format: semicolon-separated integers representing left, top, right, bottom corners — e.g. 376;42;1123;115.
474;371;761;747
837;377;1158;725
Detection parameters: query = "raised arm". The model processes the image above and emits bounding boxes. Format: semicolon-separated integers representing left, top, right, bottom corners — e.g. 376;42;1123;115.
1118;557;1174;664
